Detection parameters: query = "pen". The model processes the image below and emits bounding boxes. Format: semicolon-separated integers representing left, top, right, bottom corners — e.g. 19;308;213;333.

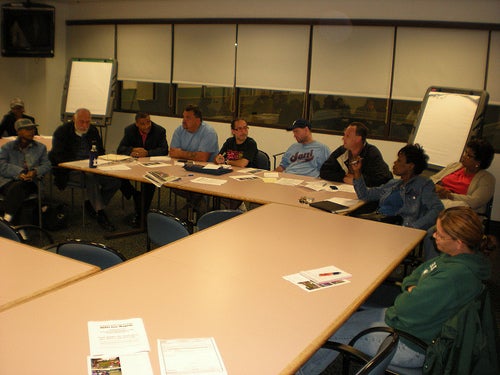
319;272;341;276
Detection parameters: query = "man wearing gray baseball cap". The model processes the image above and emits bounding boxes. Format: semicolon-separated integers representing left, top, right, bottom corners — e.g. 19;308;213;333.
0;118;50;223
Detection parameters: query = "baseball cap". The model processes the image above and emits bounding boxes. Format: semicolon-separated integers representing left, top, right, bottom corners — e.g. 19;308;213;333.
15;118;38;131
287;118;312;131
10;97;25;109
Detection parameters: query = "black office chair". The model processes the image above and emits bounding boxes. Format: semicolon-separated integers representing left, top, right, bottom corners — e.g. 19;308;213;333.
0;217;54;248
255;149;271;170
56;239;126;270
321;327;399;375
146;209;190;250
0;178;43;227
272;151;285;170
478;197;494;235
196;209;243;231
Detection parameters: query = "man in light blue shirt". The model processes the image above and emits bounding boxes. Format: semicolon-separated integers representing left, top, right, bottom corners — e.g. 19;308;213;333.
170;104;219;162
276;119;330;177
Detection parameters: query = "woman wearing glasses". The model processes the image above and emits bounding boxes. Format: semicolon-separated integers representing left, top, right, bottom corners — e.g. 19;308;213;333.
298;206;496;375
430;138;495;214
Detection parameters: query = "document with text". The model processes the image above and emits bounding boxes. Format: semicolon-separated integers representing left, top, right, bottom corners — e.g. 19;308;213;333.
158;337;227;375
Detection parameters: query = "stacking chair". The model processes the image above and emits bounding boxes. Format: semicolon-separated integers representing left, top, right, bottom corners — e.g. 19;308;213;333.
146;209;190;250
0;217;54;248
196;209;243;231
272;151;285;170
321;327;399;375
0;178;43;227
255;149;271;170
56;239;126;270
478;197;494;234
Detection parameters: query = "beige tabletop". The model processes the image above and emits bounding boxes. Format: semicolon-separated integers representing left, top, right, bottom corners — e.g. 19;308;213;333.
0;203;425;374
59;157;360;209
0;238;100;312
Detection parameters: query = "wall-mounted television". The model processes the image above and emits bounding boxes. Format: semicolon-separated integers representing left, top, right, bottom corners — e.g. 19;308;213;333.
1;2;55;57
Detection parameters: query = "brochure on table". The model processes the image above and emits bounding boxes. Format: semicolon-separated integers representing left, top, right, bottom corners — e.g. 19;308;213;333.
87;318;153;375
284;265;352;292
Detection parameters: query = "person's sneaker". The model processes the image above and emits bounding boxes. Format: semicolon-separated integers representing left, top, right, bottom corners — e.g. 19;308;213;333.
97;210;116;232
84;200;98;219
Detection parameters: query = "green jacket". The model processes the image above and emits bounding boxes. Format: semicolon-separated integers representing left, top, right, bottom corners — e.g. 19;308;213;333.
423;287;499;375
385;253;491;345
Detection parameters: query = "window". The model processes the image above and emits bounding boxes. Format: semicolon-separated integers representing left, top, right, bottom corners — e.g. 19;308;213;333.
119;81;171;115
238;88;305;128
310;94;388;137
483;104;500;153
175;84;234;122
388;100;422;141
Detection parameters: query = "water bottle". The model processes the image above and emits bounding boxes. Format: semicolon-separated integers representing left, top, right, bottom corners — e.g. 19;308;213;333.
89;141;98;168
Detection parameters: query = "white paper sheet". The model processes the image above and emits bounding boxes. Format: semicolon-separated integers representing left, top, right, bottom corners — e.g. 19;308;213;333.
158;337;227;375
88;318;150;355
283;273;351;292
191;177;227;186
276;178;304;186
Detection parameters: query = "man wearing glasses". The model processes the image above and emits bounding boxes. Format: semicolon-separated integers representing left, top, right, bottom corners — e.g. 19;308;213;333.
214;118;258;168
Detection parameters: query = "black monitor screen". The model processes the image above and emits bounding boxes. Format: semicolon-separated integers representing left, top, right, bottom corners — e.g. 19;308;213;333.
1;3;55;57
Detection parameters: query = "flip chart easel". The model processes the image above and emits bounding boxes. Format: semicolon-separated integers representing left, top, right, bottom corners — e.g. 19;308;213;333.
60;58;117;145
409;86;489;169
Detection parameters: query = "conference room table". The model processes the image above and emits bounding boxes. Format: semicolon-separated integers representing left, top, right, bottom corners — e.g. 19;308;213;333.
0;237;99;312
58;156;360;209
0;203;425;374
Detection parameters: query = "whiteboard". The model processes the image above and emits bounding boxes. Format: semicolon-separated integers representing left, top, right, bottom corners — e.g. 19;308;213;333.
410;87;488;168
62;59;116;118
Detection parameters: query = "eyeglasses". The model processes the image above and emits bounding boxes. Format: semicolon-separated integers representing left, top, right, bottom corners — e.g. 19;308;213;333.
233;126;249;131
433;230;454;241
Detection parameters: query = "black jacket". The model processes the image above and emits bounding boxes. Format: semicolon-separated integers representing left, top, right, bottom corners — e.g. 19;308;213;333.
117;122;168;156
320;143;392;187
49;121;105;189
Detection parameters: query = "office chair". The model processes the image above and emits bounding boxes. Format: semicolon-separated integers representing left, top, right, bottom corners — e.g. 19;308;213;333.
272;151;285;170
255;149;271;170
56;239;126;270
146;209;190;250
196;209;243;231
478;197;494;235
0;217;54;248
321;327;399;375
0;178;43;228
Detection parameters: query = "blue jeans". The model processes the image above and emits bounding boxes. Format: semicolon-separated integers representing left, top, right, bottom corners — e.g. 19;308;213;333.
297;307;425;374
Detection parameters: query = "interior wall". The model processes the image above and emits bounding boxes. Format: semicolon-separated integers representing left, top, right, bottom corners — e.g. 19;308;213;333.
0;0;499;219
64;0;500;23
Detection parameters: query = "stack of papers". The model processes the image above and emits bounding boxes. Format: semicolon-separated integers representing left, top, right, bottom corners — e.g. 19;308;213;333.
144;171;180;187
283;265;351;292
100;154;132;162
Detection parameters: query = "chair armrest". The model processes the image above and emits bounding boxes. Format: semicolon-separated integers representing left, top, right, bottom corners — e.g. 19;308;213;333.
350;326;428;351
322;341;371;363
